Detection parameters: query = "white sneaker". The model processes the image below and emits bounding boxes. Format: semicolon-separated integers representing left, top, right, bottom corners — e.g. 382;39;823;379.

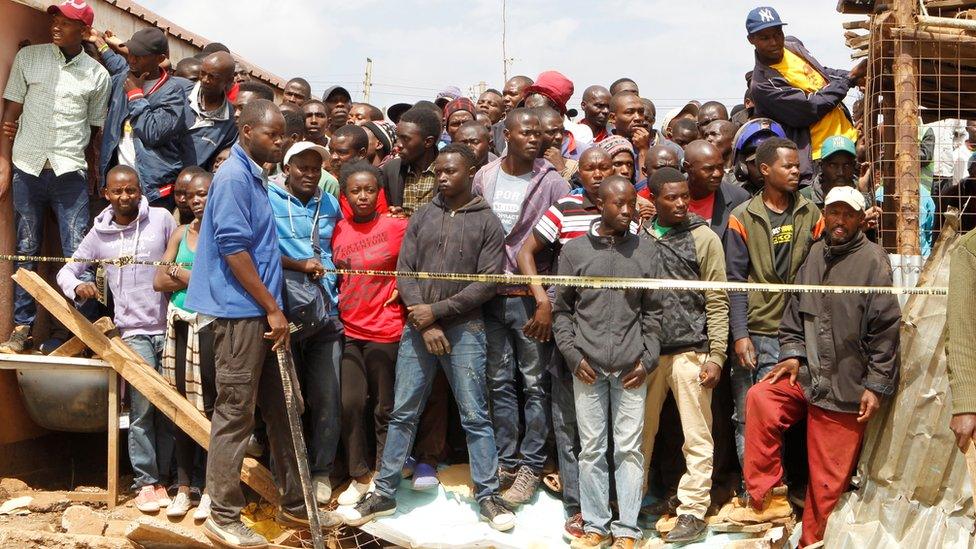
193;494;212;521
154;485;172;508
166;491;192;518
314;475;332;503
337;479;374;506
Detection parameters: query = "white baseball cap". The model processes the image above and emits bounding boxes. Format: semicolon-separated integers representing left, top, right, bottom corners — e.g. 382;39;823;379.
824;185;866;212
283;141;329;167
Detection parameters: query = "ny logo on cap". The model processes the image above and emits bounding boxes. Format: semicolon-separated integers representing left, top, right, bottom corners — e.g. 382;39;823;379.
759;8;775;22
67;0;89;7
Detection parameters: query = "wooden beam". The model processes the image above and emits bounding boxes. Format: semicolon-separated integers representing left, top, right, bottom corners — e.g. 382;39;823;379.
107;369;119;509
49;317;117;357
11;268;280;505
893;0;922;256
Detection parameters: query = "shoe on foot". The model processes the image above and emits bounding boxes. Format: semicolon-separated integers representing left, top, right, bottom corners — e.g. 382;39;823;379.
727;485;793;525
665;514;707;544
0;325;31;354
166;491;192;518
641;493;679;517
277;507;344;530
193;494;212;521
401;456;416;479
154;485;172;507
134;485;160;513
313;475;332;503
203;517;268;549
479;496;516;532
337;479;373;506
563;512;584;539
501;465;541;507
611;537;638;549
340;493;396;527
498;467;517;492
569;531;611;549
411;463;439;490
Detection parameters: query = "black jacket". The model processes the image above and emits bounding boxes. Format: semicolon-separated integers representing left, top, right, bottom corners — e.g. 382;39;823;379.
751;36;856;184
553;224;661;375
396;195;505;328
779;232;901;413
709;181;752;241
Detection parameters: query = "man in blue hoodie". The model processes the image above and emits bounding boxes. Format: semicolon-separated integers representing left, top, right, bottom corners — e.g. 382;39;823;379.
57;165;177;513
186;100;339;549
93;27;190;210
268;141;343;505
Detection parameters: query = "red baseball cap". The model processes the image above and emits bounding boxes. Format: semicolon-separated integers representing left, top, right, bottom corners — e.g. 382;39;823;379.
523;71;574;115
47;0;95;27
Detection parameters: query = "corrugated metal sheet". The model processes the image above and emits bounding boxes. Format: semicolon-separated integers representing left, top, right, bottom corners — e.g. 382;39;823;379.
10;0;284;90
824;219;976;548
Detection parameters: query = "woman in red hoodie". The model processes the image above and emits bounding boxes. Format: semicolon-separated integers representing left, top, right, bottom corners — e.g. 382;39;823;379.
332;160;408;505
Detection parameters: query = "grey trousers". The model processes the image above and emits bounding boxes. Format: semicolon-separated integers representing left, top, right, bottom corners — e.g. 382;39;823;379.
207;317;305;525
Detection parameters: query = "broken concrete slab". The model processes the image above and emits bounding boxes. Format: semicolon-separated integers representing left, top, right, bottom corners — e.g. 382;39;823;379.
61;505;107;536
28;492;71;513
0;526;135;549
125;515;213;548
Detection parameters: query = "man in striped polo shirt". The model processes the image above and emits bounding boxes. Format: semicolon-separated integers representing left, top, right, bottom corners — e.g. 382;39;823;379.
515;146;615;540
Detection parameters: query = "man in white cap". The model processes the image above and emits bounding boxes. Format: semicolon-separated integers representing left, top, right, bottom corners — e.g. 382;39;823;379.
729;185;901;548
268;140;343;506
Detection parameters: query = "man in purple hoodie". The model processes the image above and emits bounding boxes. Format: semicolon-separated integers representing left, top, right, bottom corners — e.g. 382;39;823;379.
57;165;176;513
473;107;570;506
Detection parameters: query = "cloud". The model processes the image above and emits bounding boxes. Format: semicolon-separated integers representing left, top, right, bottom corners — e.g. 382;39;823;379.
139;0;860;113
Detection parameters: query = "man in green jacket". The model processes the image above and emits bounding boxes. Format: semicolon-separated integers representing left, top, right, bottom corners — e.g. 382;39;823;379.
724;137;823;465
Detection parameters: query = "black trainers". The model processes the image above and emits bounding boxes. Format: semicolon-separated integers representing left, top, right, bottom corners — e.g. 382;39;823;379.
341;492;396;527
277;507;344;530
498;467;517;491
202;517;268;549
479;496;516;531
501;465;541;507
665;514;707;545
641;493;679;517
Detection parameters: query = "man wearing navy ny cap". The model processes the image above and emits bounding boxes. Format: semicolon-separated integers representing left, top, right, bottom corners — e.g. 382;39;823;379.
746;6;866;185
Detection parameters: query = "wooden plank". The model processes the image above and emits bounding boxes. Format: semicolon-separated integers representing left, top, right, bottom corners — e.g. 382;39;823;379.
50;317;117;357
11;268;280;505
107;369;119;509
893;0;921;256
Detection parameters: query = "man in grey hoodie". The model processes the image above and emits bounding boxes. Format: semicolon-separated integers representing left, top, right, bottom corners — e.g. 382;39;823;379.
552;176;660;549
57;165;177;513
342;144;516;532
473;107;570;505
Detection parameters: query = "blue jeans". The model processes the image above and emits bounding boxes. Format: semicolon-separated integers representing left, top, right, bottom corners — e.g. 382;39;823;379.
291;319;342;477
483;295;551;472
550;353;580;516
374;321;499;502
125;334;174;490
574;370;645;540
730;334;780;466
12;167;91;326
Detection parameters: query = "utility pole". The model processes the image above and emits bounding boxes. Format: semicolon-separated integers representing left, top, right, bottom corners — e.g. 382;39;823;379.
477;80;487;96
363;58;373;103
502;0;510;82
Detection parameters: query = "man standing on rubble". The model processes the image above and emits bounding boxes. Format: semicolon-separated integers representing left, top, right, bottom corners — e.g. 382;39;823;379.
728;186;901;547
186;100;340;549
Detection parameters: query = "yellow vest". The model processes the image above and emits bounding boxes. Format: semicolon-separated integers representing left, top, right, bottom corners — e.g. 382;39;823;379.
771;49;857;160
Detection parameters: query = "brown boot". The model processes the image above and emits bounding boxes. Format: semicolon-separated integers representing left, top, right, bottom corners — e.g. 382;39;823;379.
569;532;611;549
727;485;792;525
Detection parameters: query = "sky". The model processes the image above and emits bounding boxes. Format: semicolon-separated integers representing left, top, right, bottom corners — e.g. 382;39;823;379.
139;0;861;115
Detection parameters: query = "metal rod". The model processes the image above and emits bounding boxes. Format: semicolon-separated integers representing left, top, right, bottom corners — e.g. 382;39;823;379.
275;347;325;549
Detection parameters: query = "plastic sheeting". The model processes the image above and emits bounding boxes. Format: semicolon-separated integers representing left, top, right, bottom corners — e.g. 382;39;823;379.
824;220;976;548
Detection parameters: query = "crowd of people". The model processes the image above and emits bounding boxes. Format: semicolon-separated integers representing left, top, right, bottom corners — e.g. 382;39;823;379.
0;2;922;549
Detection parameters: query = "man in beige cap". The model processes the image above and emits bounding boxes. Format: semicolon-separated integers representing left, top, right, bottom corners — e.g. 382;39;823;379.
729;185;901;548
